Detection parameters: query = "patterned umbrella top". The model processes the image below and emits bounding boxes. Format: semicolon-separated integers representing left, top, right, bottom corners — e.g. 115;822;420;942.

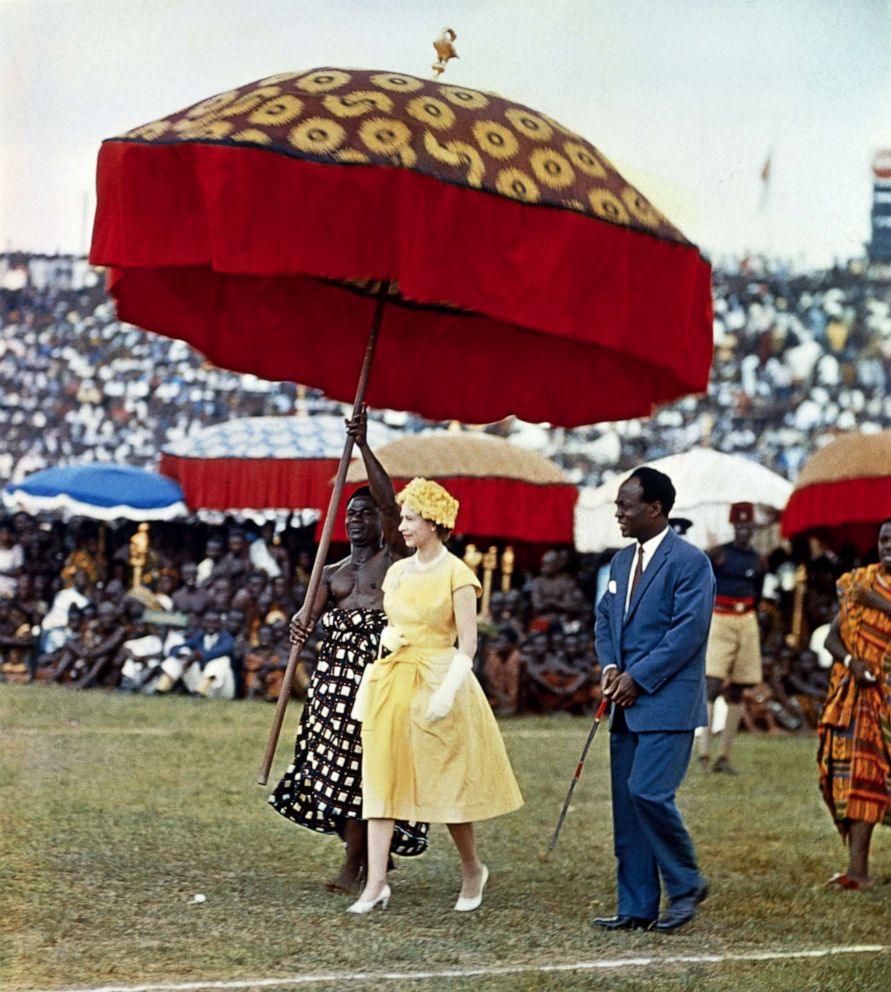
162;415;394;460
118;67;688;248
793;430;891;488
344;431;571;483
91;67;713;427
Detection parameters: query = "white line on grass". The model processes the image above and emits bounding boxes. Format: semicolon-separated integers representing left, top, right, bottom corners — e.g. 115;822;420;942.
28;943;890;992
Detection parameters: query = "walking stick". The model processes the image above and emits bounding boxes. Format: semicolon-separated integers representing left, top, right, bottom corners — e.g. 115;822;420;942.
256;282;389;786
548;696;609;850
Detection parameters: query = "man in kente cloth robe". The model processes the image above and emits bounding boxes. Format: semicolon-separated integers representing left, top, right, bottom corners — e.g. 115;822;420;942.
818;518;891;890
269;410;428;891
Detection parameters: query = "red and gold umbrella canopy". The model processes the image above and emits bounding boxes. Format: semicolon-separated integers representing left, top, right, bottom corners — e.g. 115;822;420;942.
781;430;891;550
90;67;713;427
90;67;714;780
337;432;577;543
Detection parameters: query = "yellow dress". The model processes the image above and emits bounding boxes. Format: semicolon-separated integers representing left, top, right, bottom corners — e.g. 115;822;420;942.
361;550;524;823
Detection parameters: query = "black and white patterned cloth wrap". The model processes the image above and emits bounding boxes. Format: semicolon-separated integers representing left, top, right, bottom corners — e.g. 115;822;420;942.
268;607;428;857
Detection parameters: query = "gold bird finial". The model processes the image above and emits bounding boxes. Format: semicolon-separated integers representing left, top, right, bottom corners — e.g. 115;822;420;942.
432;27;458;78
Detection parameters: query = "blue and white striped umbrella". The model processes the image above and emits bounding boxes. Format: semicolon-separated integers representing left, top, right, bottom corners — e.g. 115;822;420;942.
4;464;189;521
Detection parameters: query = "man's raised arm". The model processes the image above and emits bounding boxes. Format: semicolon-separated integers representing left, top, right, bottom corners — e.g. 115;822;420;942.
345;406;408;557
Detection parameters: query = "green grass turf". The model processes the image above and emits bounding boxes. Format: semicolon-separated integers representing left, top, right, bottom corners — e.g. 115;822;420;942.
2;684;890;991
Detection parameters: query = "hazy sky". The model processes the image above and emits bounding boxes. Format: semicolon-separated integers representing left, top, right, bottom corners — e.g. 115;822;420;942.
2;0;889;265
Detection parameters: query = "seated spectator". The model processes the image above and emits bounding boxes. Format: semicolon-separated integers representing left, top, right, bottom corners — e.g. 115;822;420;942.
118;606;185;693
196;536;224;587
156;608;236;699
223;606;249;696
211;529;252;586
488;589;526;639
0;595;37;683
741;682;786;735
563;628;600;711
0;521;24;598
248;522;282;579
60;600;127;688
262;575;297;627
785;648;828;728
153;569;179;611
243;623;293;702
40;569;91;657
232;570;268;641
171;561;209;616
525;624;592;715
529;550;582;623
207;575;234;613
60;529;103;589
761;652;803;732
482;626;522;716
46;606;89;682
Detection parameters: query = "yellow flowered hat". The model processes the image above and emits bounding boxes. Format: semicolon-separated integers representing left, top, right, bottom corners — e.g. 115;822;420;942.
397;477;459;529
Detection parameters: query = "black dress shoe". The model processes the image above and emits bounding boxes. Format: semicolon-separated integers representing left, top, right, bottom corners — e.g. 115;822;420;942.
654;879;709;933
592;915;655;931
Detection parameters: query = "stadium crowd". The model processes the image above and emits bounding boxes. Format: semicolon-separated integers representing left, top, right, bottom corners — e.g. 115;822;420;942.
0;252;888;732
1;253;889;489
0;510;835;736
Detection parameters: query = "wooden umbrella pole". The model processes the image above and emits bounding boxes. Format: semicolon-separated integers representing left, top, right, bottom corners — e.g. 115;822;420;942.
257;283;388;785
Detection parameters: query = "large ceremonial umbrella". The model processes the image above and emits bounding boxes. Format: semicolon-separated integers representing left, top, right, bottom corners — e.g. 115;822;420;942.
339;431;577;543
89;66;713;780
3;464;189;521
781;430;891;551
160;415;393;513
575;448;793;552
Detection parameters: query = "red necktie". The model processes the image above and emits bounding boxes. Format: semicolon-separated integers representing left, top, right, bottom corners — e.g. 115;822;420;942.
630;545;644;600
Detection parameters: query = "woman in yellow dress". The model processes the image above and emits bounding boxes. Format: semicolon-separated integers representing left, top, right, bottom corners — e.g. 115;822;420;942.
348;478;523;914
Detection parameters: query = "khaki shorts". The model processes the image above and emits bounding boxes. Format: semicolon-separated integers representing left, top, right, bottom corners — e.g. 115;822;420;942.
705;611;762;684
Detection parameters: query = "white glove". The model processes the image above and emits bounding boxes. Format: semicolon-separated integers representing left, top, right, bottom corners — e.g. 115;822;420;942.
425;653;473;722
379;625;407;657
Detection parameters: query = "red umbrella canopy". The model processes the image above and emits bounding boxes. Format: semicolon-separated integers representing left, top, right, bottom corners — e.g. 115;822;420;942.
336;431;577;543
781;430;891;551
90;67;713;428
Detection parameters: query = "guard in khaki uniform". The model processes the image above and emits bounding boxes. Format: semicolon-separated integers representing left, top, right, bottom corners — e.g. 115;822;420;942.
698;502;764;774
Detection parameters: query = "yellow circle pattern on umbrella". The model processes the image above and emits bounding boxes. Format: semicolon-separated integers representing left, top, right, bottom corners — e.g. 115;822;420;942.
406;95;456;131
529;147;575;190
232;128;274;145
504;107;553;142
495;167;540;203
438;85;490;109
371;72;425;93
248;95;306;127
358;117;416;166
589;189;630;224
116;67;684;244
289;117;347;155
473;120;520;160
219;87;284;119
323;90;395;118
424;132;486;187
294;69;352;93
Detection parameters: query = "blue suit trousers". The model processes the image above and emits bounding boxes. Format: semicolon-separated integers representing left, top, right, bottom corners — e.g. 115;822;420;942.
609;708;701;919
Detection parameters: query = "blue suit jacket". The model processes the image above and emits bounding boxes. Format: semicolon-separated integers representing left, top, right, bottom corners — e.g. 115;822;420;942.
185;630;236;668
595;529;714;732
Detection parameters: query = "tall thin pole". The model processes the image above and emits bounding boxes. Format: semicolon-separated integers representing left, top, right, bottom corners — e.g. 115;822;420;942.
257;282;388;785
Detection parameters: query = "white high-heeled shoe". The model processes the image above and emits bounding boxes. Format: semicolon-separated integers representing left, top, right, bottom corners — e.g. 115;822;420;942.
454;864;489;912
346;884;391;914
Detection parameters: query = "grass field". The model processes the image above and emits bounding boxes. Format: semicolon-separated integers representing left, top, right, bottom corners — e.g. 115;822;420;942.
2;684;890;991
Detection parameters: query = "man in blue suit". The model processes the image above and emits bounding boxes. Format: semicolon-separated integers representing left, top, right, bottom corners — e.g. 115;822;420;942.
593;467;715;932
